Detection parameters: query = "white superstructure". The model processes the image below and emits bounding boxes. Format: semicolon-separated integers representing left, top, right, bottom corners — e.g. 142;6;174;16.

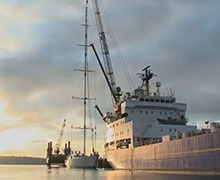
104;67;196;151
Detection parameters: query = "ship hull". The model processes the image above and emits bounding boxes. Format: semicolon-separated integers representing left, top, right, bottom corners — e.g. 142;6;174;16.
65;155;98;169
106;130;220;174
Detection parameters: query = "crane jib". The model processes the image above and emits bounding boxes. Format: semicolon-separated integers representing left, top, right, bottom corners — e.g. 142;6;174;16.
92;0;118;105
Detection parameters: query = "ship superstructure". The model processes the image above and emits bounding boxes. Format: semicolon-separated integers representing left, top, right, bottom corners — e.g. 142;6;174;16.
104;67;196;151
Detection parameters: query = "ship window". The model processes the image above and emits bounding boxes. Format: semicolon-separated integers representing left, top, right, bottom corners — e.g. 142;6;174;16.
140;98;144;101
150;99;154;102
145;111;148;114
140;110;142;114
170;112;173;115
161;129;163;132
174;129;177;132
161;100;165;103
110;142;114;145
113;124;115;127
160;112;162;115
127;129;129;132
165;112;167;115
170;128;172;132
151;111;154;114
131;110;134;113
156;99;159;102
122;113;128;117
166;100;169;103
145;99;149;102
116;123;118;126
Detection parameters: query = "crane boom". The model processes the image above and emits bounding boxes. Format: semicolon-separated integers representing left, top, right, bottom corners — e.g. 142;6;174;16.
55;119;66;154
92;0;118;104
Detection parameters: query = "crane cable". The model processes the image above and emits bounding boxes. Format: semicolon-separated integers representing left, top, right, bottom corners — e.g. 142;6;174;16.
99;1;135;91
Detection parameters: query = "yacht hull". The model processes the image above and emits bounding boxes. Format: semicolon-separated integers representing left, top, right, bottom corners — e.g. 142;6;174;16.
65;155;98;168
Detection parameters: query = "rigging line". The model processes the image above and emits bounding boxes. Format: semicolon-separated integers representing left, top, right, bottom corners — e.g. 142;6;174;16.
100;2;135;90
94;72;97;152
74;60;85;93
105;19;135;90
87;55;94;151
87;72;95;151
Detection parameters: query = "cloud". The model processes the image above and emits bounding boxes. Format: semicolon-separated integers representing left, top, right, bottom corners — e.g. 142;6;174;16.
0;0;220;157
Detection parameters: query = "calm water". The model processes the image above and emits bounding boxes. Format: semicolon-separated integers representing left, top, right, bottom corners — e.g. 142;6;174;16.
0;165;220;180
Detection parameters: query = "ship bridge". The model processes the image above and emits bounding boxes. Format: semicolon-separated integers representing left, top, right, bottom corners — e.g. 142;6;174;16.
104;67;196;150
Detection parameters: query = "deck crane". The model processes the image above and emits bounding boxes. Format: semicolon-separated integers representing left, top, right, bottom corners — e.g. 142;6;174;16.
92;0;121;105
54;119;66;155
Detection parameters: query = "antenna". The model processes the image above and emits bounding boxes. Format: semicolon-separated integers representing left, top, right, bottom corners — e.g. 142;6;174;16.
156;81;161;96
137;66;154;96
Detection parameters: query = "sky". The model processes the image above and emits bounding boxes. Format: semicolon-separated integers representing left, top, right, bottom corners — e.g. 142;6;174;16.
0;0;219;157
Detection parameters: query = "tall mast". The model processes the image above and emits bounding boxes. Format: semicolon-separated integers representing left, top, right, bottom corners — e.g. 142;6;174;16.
83;0;89;156
73;0;96;156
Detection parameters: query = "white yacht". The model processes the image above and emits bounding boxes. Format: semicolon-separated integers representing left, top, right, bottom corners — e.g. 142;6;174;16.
65;0;99;169
65;152;98;168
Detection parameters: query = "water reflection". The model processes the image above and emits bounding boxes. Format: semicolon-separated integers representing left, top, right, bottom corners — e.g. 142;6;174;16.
106;170;135;180
0;165;220;180
106;170;220;180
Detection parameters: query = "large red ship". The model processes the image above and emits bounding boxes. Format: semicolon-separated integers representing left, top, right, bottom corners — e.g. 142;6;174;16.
101;67;220;174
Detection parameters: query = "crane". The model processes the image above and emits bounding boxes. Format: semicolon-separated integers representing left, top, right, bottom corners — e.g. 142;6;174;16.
54;119;66;154
92;0;119;105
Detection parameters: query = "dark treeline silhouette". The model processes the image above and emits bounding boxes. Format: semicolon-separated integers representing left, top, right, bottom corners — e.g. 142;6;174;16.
0;156;45;165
